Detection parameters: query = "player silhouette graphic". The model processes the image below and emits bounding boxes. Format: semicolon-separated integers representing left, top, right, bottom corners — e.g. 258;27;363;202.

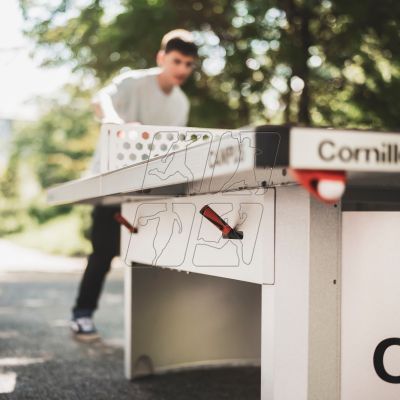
194;203;262;267
216;133;266;195
138;203;183;265
147;133;195;187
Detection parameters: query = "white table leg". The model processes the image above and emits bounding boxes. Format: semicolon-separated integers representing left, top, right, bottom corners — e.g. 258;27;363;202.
261;186;341;400
124;262;135;379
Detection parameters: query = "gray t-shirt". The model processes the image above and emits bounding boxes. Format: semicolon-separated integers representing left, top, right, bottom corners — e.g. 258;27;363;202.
89;67;190;174
97;67;190;125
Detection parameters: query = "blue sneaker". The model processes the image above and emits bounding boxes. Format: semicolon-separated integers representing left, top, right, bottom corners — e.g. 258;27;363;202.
70;317;100;341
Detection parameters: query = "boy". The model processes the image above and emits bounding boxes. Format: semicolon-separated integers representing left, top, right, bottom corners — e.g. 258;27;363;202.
71;29;198;340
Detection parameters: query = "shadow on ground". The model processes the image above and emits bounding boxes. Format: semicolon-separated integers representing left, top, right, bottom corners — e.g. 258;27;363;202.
0;270;260;399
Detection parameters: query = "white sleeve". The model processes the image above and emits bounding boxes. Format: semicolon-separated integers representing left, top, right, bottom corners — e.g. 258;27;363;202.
92;73;140;122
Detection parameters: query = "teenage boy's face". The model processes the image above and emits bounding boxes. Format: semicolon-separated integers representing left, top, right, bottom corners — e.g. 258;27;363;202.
158;50;196;86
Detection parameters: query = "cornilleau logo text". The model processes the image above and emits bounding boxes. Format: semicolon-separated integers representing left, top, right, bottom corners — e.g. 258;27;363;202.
318;140;400;164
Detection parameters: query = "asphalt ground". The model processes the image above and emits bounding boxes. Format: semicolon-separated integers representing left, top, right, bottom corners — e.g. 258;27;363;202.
0;269;260;399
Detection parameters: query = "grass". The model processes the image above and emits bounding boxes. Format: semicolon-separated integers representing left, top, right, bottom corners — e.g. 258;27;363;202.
5;212;91;257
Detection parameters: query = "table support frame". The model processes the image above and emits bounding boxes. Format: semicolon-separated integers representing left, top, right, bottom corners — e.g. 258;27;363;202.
124;186;342;400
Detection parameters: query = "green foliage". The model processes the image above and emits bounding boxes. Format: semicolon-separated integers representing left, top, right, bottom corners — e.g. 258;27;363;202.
6;206;92;256
0;197;32;236
19;0;400;130
0;152;19;199
14;86;98;188
6;0;400;253
0;86;97;240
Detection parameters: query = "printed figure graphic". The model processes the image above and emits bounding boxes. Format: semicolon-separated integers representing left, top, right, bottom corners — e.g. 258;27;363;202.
146;132;202;188
209;132;269;196
138;202;183;265
124;202;195;268
193;202;263;267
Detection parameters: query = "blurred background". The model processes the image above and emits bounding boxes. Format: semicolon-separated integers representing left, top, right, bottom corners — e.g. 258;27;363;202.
1;0;400;257
0;1;399;397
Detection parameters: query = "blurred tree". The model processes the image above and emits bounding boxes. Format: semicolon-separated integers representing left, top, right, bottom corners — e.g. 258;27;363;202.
0;149;28;235
0;151;19;199
19;0;400;130
14;85;98;188
0;85;97;235
4;0;398;250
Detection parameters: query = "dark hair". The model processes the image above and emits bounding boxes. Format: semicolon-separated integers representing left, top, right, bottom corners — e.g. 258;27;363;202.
160;29;198;57
165;38;198;57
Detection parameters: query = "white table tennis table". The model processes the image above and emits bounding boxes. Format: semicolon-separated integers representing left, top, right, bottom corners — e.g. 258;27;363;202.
48;124;400;400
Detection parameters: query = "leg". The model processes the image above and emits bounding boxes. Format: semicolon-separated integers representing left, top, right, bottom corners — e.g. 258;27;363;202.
73;205;120;316
261;186;341;400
